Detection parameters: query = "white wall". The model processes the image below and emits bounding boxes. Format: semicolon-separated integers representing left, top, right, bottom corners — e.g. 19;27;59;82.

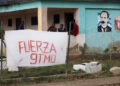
74;8;79;25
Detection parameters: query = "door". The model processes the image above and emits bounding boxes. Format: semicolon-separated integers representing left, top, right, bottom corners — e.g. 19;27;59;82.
64;13;74;31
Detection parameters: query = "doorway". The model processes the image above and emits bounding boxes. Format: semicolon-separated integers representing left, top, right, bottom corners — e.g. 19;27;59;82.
16;18;21;30
64;13;74;31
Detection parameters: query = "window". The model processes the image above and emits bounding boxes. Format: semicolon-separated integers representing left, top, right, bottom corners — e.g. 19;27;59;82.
54;14;60;24
31;16;38;25
8;19;12;26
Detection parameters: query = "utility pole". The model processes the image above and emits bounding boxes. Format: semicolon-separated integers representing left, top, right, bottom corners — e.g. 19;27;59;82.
66;21;71;75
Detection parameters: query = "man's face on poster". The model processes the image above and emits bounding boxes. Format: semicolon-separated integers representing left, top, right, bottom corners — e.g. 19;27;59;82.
100;12;108;24
98;11;112;32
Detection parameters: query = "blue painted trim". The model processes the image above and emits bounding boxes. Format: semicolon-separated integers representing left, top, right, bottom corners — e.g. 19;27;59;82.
0;1;41;12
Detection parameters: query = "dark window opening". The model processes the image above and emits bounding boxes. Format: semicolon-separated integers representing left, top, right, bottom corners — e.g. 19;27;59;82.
54;14;60;24
31;16;38;25
8;19;12;26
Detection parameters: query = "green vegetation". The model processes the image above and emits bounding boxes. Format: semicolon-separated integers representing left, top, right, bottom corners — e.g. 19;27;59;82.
0;57;120;86
104;47;119;61
0;26;5;39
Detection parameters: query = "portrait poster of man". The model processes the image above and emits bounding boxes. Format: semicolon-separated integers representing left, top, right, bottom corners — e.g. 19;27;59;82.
97;11;112;32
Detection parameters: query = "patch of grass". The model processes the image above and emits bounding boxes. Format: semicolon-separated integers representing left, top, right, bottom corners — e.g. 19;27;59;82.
2;70;20;79
22;65;66;77
99;71;113;78
1;64;71;79
0;58;120;85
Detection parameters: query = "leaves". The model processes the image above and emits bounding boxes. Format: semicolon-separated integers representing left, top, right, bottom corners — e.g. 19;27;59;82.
0;26;5;39
104;47;118;54
104;48;109;53
112;47;118;52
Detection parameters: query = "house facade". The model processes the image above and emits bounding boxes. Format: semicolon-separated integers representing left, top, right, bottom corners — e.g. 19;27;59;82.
0;0;120;54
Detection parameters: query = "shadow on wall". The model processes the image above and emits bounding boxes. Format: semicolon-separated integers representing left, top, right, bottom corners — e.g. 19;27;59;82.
85;46;103;54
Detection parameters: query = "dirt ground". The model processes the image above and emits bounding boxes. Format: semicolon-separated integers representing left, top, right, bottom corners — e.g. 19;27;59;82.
25;76;120;86
24;54;120;86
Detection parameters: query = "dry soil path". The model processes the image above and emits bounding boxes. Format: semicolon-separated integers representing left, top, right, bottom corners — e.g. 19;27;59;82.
25;76;120;86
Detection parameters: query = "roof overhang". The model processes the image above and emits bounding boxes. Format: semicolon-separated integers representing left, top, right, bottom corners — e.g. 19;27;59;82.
0;0;34;6
0;0;120;6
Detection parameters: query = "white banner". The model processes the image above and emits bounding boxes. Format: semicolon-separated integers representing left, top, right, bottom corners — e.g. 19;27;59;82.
5;30;68;67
